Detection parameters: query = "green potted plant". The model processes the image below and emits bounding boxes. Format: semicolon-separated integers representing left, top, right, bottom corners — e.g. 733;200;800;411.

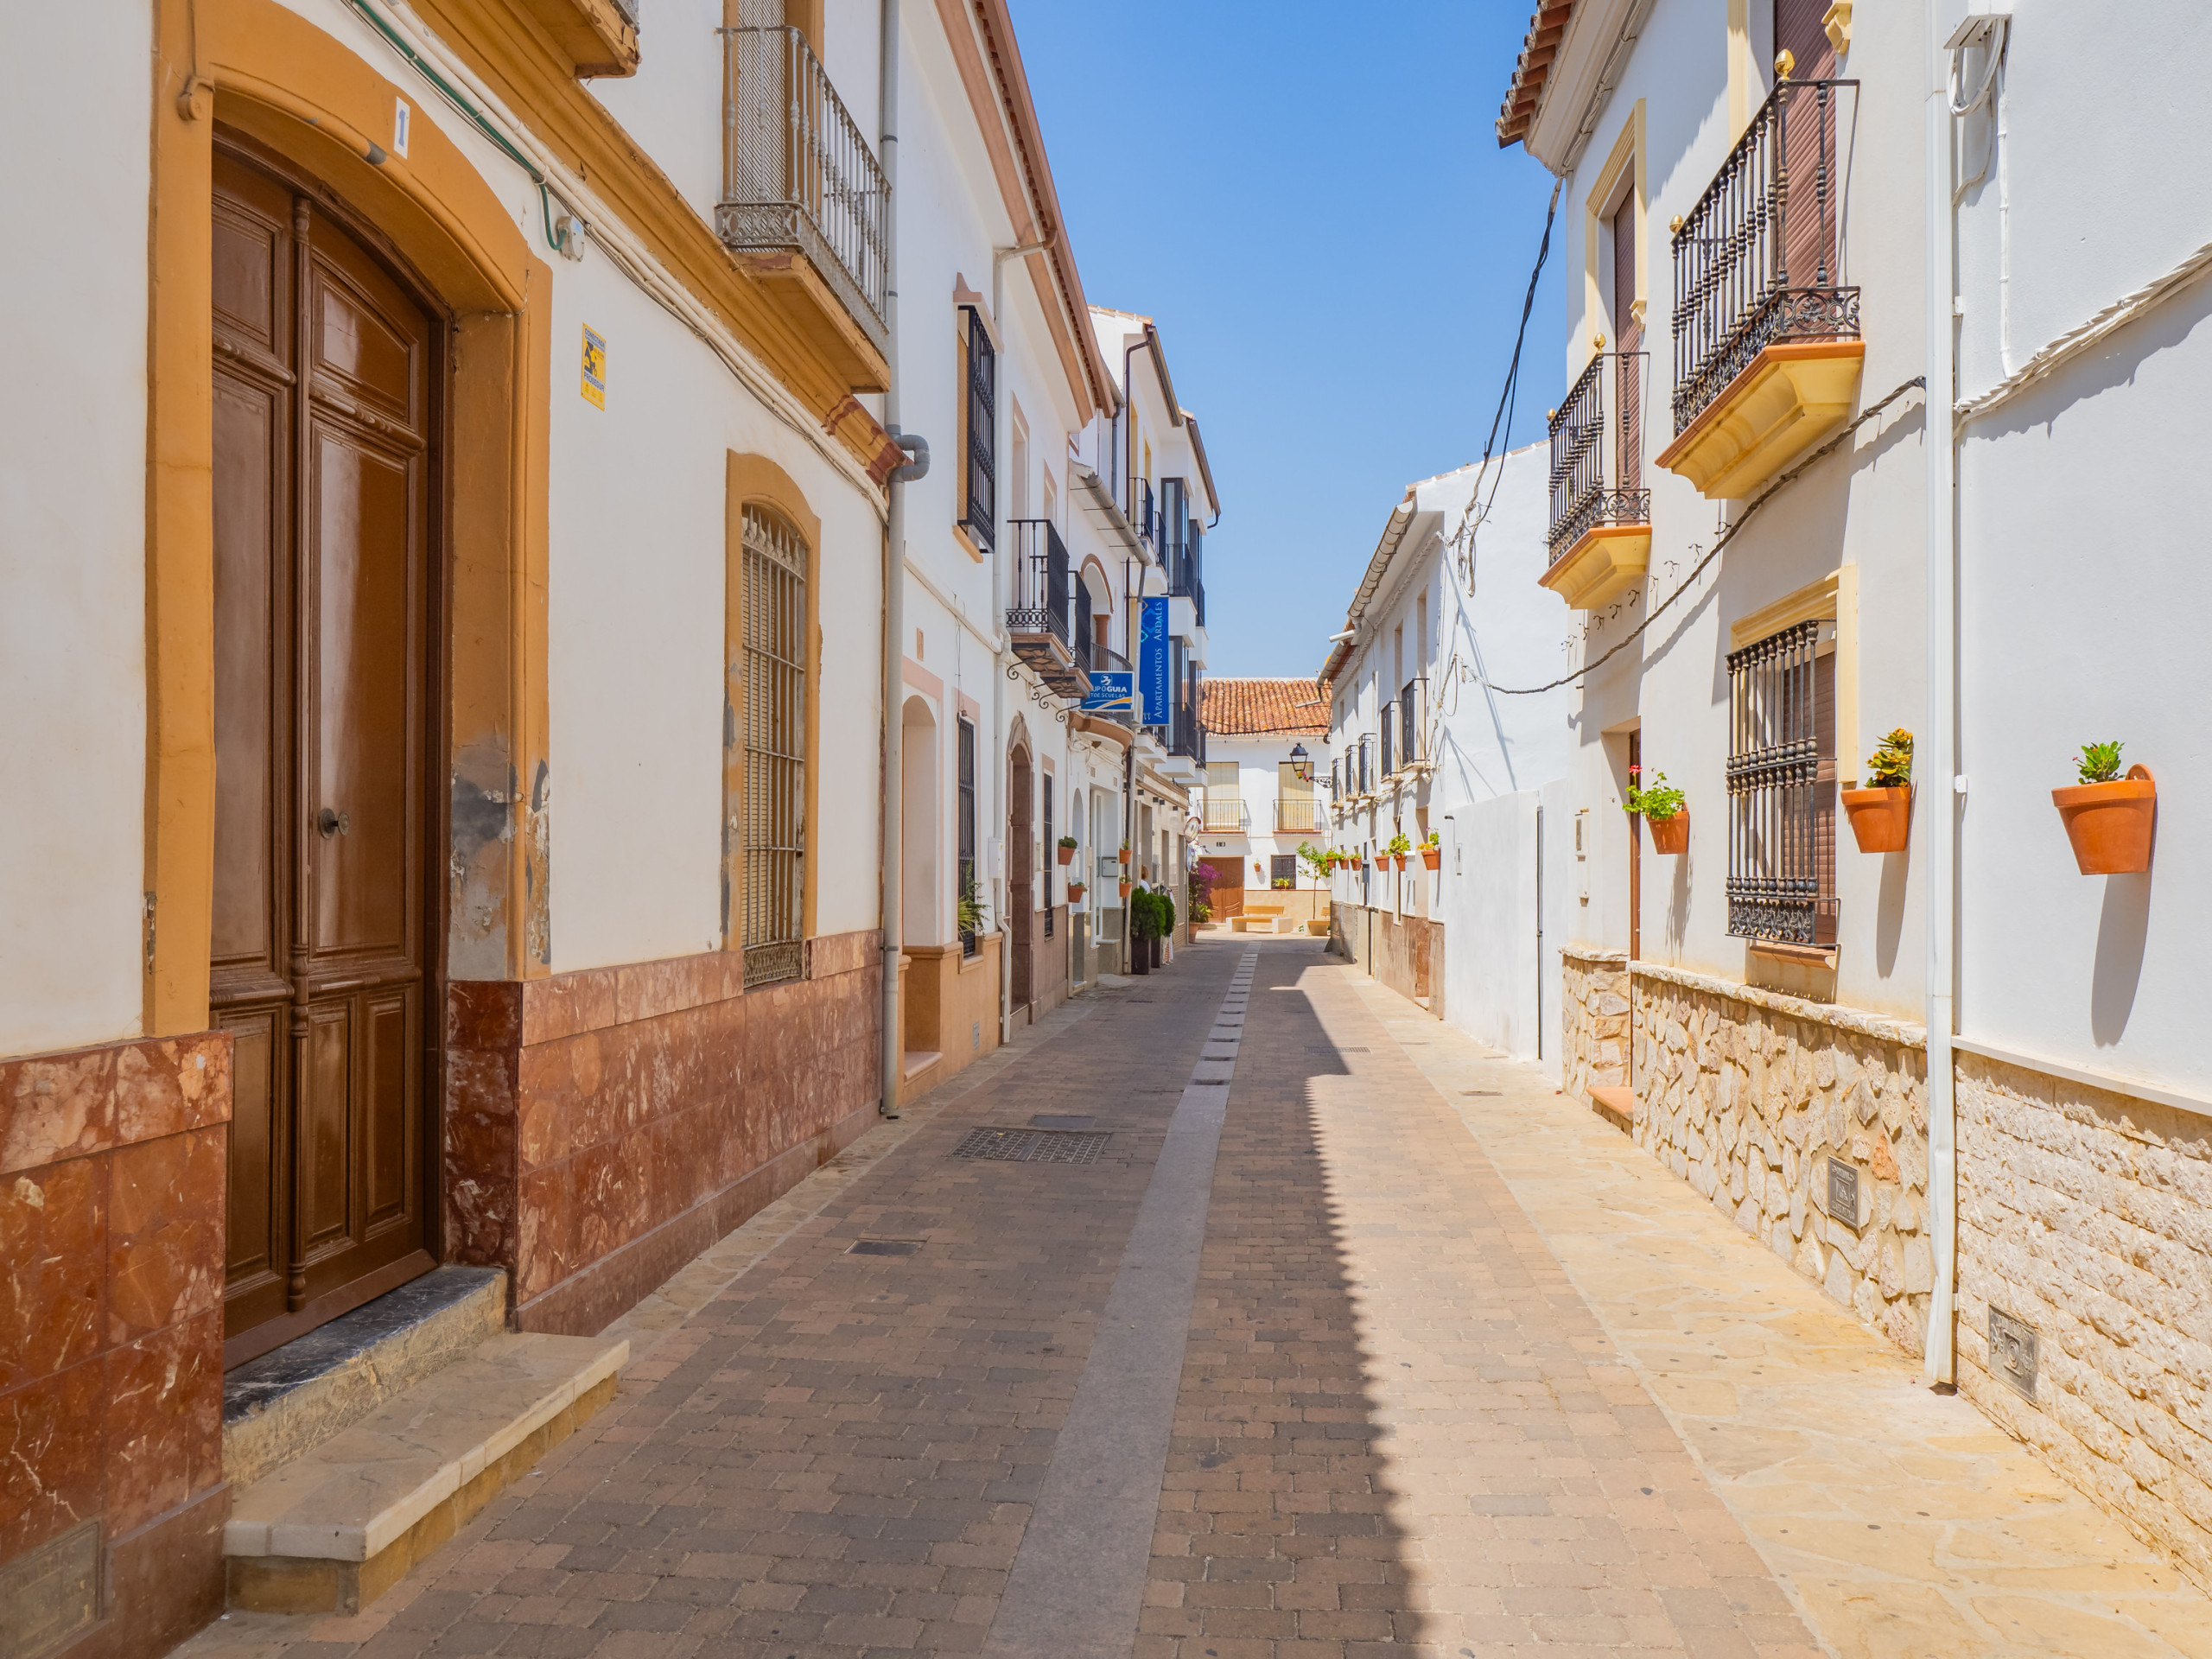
1842;728;1913;852
1419;830;1442;870
1067;879;1086;903
1385;831;1412;870
1057;834;1077;867
1127;888;1155;974
1625;766;1688;855
1117;842;1130;866
958;872;988;938
2053;741;2156;874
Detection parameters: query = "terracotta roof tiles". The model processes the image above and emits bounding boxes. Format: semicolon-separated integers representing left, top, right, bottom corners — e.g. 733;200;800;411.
1200;678;1331;737
1497;0;1578;149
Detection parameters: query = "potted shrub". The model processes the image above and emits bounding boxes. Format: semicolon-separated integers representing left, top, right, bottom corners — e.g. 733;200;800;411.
1842;728;1914;853
1626;766;1688;855
958;874;988;939
1067;880;1086;903
1386;832;1411;870
1420;831;1442;870
2053;741;2156;874
1127;889;1154;973
1118;842;1130;866
1117;877;1132;899
1057;835;1077;867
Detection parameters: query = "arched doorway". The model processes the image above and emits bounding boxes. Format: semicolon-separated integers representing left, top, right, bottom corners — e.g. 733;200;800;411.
1008;741;1034;1016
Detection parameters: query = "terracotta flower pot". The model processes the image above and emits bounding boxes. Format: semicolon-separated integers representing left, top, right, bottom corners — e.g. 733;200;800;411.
1841;785;1912;853
1644;809;1689;855
1117;849;1130;865
1057;844;1075;866
1421;848;1441;870
1117;880;1132;898
2053;766;2156;874
1067;883;1085;901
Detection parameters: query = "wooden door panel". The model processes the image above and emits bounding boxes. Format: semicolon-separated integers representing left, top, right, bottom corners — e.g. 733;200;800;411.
365;991;416;1231
223;1011;280;1283
310;426;418;961
211;375;283;976
314;266;417;425
304;1005;353;1255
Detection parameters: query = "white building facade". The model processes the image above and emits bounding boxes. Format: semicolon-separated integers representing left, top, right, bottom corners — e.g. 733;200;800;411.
1493;0;2212;1588
1194;680;1332;931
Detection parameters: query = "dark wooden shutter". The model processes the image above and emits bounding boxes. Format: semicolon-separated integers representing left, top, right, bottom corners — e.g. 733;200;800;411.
1611;193;1643;492
1774;0;1836;81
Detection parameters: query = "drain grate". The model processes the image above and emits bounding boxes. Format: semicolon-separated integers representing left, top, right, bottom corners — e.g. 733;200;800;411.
953;1127;1112;1164
848;1239;921;1256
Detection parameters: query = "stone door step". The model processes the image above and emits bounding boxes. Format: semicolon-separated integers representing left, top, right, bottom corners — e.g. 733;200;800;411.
225;1331;626;1614
222;1265;506;1490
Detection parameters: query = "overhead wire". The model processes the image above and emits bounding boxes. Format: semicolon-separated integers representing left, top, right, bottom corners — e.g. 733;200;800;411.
1478;374;1928;696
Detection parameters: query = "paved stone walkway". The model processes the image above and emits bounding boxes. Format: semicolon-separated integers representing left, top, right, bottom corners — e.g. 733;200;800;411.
178;941;2212;1659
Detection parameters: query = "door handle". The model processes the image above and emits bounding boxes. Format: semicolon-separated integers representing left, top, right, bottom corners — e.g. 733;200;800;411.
318;808;352;839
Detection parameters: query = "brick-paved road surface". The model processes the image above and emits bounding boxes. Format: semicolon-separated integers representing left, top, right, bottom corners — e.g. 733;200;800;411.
180;941;1821;1658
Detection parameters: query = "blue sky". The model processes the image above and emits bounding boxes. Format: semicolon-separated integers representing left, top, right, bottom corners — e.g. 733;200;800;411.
1007;0;1563;679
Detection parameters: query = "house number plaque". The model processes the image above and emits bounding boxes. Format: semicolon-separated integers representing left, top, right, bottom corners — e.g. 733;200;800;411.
1826;1156;1859;1228
1990;1306;2039;1401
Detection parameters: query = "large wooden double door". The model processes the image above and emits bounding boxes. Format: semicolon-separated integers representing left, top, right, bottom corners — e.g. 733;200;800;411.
211;149;440;1364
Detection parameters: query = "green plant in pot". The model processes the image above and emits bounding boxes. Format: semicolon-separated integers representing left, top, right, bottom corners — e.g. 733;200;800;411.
957;872;988;938
1842;728;1913;853
1419;830;1441;869
1385;831;1412;869
2053;739;2156;874
1624;766;1688;855
1056;834;1077;867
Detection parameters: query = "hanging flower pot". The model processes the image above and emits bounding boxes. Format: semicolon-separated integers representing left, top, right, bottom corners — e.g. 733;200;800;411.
1117;879;1132;898
1421;842;1442;870
1057;841;1077;866
1117;847;1130;865
2054;764;2156;874
1841;786;1912;853
1067;882;1086;902
1645;809;1689;856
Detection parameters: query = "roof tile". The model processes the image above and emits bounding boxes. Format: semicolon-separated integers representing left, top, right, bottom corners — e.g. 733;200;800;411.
1200;678;1331;737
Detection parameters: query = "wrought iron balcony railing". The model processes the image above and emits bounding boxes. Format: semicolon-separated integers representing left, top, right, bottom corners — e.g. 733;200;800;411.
1274;798;1323;834
1131;477;1156;547
1170;702;1205;764
1202;798;1245;832
1165;513;1205;627
718;25;890;353
1548;352;1650;556
1005;519;1072;652
1378;702;1396;780
1671;76;1859;435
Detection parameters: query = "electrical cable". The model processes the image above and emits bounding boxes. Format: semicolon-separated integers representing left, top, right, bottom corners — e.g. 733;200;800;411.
1478;374;1927;696
1454;178;1563;588
338;0;570;252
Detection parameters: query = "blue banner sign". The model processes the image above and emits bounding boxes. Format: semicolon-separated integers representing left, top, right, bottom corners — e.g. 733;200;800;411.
1139;595;1170;726
1079;671;1134;716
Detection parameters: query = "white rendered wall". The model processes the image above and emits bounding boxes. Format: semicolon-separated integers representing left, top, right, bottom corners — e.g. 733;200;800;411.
546;245;882;970
1949;5;2212;1087
1436;791;1542;1060
588;0;725;221
0;3;152;1053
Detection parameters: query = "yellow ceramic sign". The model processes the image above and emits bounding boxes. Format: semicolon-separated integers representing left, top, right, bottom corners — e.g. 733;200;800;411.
581;326;607;409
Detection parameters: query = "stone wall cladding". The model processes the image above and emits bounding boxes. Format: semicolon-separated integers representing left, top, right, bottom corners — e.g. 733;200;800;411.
1559;948;1630;1108
1956;1051;2212;1593
1627;964;1933;1357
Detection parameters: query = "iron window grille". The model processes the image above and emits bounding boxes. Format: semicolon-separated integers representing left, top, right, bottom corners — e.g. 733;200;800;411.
1074;582;1094;674
1356;736;1373;795
957;716;977;957
716;20;888;352
1043;775;1054;939
963;308;995;551
1671;76;1860;435
1725;619;1838;946
1378;702;1396;779
741;504;808;987
1004;518;1071;653
1398;678;1427;769
1547;351;1650;557
1131;476;1155;547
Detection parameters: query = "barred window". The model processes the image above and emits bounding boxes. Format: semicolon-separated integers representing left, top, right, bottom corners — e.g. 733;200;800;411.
957;716;977;957
1042;774;1055;939
962;308;995;551
1379;702;1396;779
741;503;808;986
1725;619;1836;946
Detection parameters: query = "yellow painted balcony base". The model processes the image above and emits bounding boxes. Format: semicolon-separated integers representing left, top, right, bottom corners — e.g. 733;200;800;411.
1540;523;1652;611
1657;340;1866;499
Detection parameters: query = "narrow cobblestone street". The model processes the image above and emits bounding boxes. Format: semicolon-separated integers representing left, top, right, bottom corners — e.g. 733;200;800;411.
180;941;2212;1659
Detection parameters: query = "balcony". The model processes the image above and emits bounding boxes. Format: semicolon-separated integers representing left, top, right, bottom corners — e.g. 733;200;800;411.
514;0;638;76
718;25;891;379
1378;702;1396;781
1657;76;1861;499
1275;798;1324;834
1203;797;1246;833
1005;520;1088;699
1132;478;1157;550
1166;512;1206;628
1541;352;1651;610
1169;702;1205;765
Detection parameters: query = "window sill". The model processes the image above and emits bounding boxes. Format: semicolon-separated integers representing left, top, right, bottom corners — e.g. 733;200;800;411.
1747;939;1838;968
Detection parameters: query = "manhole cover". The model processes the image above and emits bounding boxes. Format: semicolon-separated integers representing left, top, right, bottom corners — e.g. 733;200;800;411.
847;1239;921;1256
953;1127;1112;1164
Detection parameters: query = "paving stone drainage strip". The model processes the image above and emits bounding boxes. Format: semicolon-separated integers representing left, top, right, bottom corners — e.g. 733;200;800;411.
983;950;1256;1659
952;1127;1113;1164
